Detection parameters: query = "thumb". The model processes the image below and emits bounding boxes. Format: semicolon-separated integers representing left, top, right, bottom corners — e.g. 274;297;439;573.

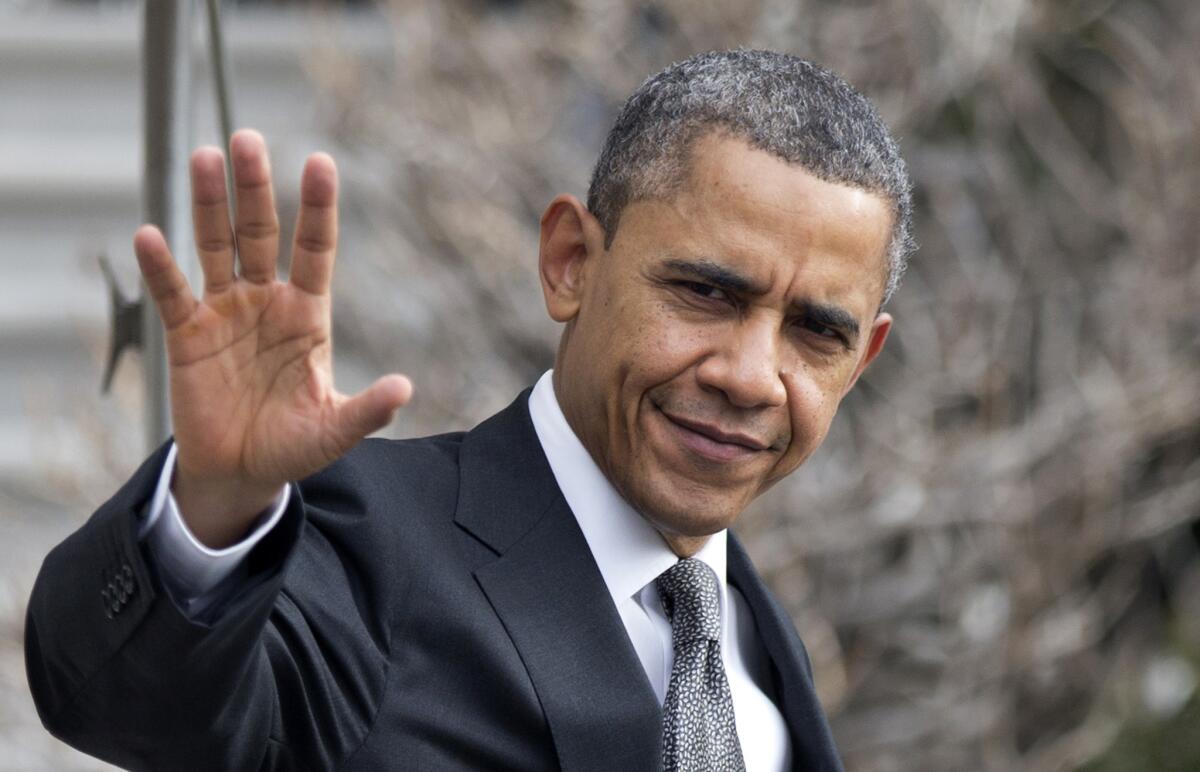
333;374;413;449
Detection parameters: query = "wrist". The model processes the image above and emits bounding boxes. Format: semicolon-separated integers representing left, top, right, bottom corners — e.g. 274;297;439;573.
171;467;285;549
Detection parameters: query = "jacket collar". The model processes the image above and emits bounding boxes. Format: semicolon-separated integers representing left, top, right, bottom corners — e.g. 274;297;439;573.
454;391;662;771
727;536;846;772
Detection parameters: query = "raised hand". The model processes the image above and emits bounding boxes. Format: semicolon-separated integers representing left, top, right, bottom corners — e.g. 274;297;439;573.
134;130;412;548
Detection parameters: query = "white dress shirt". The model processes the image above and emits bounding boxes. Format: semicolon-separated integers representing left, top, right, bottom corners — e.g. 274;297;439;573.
527;371;791;771
141;370;791;769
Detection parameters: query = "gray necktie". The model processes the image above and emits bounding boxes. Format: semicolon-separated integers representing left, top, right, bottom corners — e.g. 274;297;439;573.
656;558;746;772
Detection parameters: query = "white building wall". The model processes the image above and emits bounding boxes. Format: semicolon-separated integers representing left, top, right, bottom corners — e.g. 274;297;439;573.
0;4;391;766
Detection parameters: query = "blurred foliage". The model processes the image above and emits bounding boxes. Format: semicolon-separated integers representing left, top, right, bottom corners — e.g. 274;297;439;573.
1080;696;1200;772
1084;705;1200;772
302;0;1200;769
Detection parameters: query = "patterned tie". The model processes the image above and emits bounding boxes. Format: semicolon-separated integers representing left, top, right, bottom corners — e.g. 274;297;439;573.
656;558;746;772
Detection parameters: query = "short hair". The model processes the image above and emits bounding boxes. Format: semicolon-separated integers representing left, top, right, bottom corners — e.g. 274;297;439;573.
586;49;914;305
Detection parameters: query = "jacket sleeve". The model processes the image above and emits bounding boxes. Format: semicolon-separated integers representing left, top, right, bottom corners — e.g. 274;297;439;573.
23;442;388;771
141;441;292;617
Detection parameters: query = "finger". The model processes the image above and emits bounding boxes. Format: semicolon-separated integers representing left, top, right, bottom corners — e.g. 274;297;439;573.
332;374;413;449
229;129;280;284
134;224;197;330
190;146;236;293
289;152;338;296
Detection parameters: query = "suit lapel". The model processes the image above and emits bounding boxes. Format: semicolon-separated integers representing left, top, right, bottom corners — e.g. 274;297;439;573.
728;534;846;772
455;393;662;772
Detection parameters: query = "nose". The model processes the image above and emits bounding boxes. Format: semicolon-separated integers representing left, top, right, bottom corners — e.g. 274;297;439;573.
695;316;788;409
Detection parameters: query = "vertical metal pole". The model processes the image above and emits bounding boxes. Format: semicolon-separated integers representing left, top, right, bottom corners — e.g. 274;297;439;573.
141;0;193;452
205;0;239;224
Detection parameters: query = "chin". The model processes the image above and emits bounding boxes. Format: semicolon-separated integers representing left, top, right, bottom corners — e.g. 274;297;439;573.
653;513;738;542
628;479;747;540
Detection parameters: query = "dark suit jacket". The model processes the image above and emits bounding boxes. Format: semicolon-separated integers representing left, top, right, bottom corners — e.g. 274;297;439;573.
25;391;843;771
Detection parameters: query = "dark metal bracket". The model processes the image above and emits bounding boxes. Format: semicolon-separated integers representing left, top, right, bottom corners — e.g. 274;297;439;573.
100;253;143;394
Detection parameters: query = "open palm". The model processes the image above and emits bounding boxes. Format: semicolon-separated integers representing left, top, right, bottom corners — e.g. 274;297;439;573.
134;130;411;546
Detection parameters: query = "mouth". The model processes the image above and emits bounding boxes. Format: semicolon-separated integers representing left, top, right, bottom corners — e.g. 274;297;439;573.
655;406;772;463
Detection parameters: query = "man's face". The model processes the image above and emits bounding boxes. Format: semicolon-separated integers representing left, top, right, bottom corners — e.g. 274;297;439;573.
551;133;894;551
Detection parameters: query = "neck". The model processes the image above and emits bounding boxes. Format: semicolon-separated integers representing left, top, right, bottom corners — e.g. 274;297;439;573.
661;531;710;558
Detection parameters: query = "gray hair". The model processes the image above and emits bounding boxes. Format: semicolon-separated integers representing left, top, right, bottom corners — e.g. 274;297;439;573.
587;49;915;305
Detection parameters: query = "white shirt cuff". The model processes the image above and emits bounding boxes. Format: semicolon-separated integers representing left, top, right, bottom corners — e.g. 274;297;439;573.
140;442;290;603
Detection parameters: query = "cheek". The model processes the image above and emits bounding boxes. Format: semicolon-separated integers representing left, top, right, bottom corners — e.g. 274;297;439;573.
780;368;838;456
622;303;706;383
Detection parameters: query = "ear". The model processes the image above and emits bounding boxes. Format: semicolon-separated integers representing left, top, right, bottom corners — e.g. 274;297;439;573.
841;312;892;397
538;194;606;323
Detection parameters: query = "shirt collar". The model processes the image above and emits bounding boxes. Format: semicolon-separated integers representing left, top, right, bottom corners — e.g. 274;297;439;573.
527;370;728;610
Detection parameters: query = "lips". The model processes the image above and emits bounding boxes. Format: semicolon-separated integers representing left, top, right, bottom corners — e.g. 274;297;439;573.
656;406;772;463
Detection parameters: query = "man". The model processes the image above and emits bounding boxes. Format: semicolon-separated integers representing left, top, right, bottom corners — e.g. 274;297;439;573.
25;50;912;771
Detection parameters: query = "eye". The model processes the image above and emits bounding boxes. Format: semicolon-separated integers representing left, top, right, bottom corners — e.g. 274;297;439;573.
798;317;845;343
681;281;730;302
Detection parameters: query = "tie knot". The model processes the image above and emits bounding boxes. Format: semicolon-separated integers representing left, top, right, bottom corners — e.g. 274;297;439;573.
655;558;721;644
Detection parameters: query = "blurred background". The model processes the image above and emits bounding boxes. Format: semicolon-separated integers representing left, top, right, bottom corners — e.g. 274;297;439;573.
2;0;1197;769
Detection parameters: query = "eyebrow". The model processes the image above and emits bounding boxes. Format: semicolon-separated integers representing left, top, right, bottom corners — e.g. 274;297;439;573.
661;257;862;345
662;258;759;294
804;302;860;345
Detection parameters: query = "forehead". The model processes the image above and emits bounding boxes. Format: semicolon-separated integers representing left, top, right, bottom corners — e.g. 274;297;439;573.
629;134;893;307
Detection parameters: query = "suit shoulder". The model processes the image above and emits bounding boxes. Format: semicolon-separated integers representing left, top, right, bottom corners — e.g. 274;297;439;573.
295;432;467;540
352;431;467;476
303;432;465;492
